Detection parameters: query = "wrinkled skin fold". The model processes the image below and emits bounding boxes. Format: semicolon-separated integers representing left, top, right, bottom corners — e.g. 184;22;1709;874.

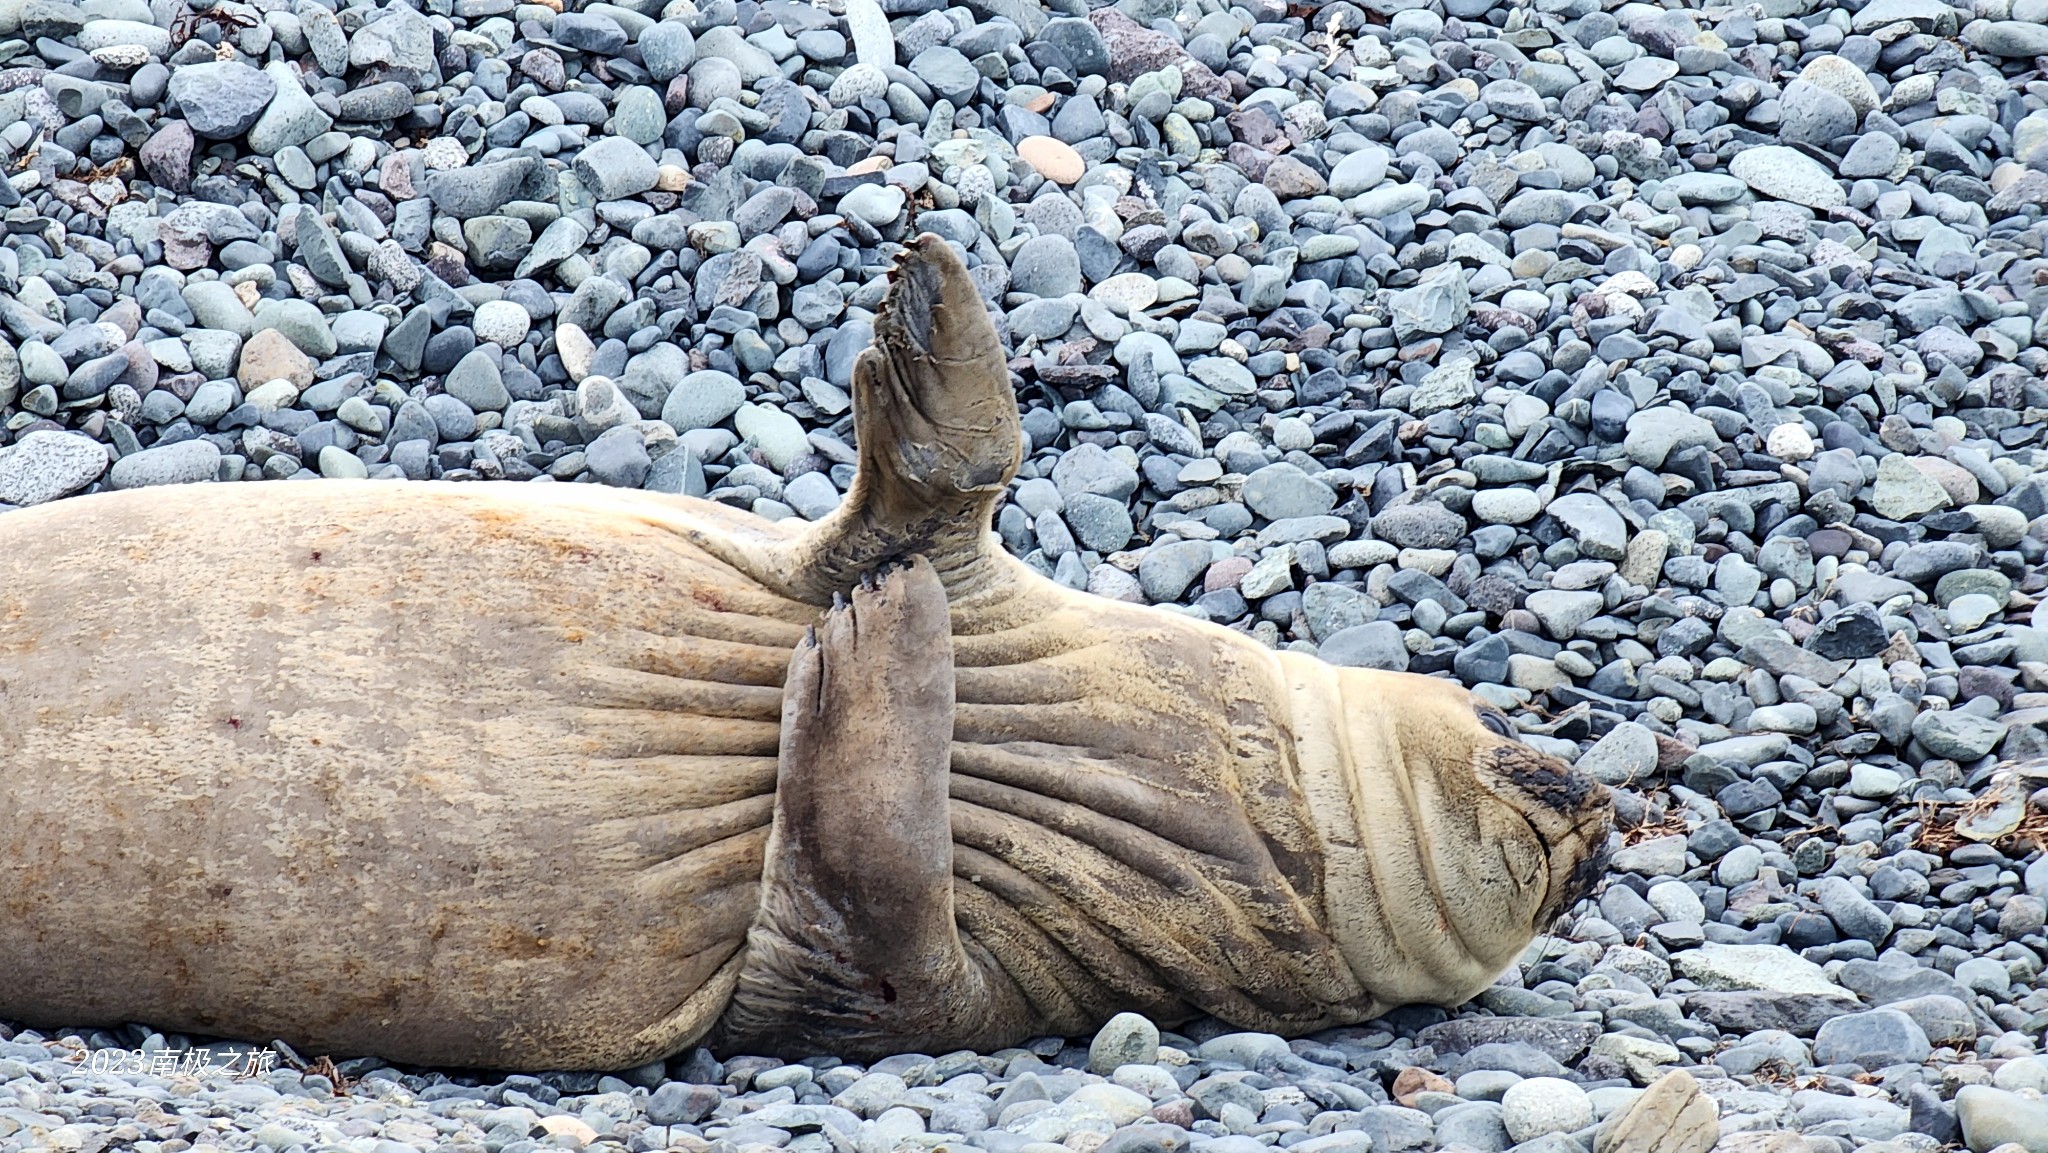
0;235;1611;1069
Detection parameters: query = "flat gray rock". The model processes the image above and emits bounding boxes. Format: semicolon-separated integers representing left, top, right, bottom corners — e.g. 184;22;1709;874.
1730;145;1845;209
167;61;274;140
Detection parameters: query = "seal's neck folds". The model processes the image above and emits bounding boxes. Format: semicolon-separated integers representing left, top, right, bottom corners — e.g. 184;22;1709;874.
1274;652;1533;1011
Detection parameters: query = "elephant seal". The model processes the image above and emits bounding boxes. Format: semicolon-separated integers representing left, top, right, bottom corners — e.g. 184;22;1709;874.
0;235;1611;1070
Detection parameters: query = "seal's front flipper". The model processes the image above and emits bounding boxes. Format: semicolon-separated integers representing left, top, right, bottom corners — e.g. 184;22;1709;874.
716;556;1026;1056
787;235;1022;601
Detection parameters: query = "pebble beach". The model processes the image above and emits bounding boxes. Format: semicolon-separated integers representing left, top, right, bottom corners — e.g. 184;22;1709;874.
1;0;2047;1148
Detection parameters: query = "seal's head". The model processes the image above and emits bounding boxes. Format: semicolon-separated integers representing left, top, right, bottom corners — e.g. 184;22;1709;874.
1299;665;1613;1008
1460;700;1614;929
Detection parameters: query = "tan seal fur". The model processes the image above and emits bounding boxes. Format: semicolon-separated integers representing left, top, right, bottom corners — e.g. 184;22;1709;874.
0;236;1610;1069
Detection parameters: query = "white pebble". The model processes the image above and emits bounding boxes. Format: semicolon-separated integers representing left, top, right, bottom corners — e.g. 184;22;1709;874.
1501;1077;1593;1142
1766;422;1815;462
473;300;532;347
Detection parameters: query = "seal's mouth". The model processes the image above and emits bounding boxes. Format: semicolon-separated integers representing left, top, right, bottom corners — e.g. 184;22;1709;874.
1546;827;1611;924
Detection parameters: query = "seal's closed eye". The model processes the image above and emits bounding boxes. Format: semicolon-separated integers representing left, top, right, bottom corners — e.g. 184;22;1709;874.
1477;706;1517;740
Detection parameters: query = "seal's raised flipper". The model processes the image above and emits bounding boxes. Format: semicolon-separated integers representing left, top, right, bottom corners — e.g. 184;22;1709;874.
785;234;1022;602
715;556;1027;1055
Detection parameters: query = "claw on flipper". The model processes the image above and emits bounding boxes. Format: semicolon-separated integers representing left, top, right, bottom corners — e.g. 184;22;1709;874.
879;233;1005;369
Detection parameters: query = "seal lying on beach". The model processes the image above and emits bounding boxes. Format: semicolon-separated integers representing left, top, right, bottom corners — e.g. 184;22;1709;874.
0;235;1610;1070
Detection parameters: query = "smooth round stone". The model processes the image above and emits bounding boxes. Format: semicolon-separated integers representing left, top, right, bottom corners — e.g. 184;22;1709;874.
1662;172;1748;205
1194;1032;1291;1065
129;61;170;105
1086;1012;1160;1074
1946;593;1999;630
575;376;634;436
827;61;888;106
1330;146;1391;197
107;438;222;489
1799;55;1879;117
1010;235;1081;298
317;445;369;479
783;471;842;520
1954;957;2011;996
1992;1055;2048;1093
1847;764;1904;799
1765;423;1814;461
1729;145;1846;209
585;425;651;488
337;396;385;436
612;85;666;145
1646;879;1706;923
274;146;317;188
1956;1086;2048;1153
1812;1009;1932;1069
639;22;697;82
1018;135;1083;184
1749;703;1816;733
1614;57;1679;90
244;380;302;411
661;370;746;431
1471;488;1541;524
1914;709;2006;760
185;380;242;425
1839;132;1901;179
444;350;510;412
1064;493;1134;552
733;403;808;470
794;29;845;62
19;342;64;387
1778;79;1858;148
1717;844;1764;886
1454;1069;1522;1102
1090;273;1158;315
1967;19;2048;56
1500;1078;1593;1142
1964;503;2029;548
1579;722;1658;786
839;183;905;226
1317;621;1409;671
473;300;531;347
78;18;170;57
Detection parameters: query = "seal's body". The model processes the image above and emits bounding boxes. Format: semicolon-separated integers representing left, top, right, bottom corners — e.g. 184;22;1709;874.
0;237;1610;1069
0;482;805;1069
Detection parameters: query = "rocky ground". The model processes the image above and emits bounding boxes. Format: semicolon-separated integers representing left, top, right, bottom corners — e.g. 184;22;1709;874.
2;0;2048;1147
